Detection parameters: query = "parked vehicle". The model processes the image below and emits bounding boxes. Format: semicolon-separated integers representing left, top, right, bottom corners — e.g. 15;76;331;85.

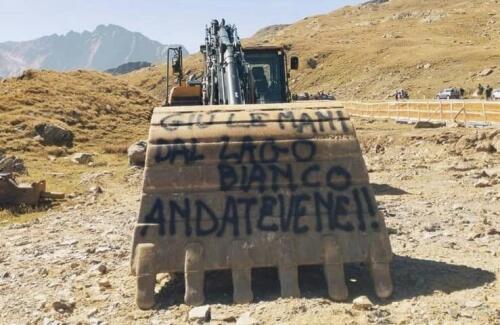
436;88;461;100
492;89;500;101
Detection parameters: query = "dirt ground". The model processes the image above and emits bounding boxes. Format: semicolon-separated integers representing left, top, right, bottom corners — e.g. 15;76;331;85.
0;117;498;325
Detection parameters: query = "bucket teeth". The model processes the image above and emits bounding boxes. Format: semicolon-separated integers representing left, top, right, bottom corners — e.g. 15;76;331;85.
323;236;349;301
184;243;205;306
231;241;253;304
131;102;394;308
278;236;300;298
135;244;156;310
369;232;394;299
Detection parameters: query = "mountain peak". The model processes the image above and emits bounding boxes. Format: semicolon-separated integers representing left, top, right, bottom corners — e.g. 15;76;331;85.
0;25;188;77
94;24;128;33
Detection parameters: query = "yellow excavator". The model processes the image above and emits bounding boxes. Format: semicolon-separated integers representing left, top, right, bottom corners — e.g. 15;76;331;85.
131;19;393;309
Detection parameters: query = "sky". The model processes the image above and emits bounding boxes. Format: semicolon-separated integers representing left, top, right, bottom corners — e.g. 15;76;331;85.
0;0;361;52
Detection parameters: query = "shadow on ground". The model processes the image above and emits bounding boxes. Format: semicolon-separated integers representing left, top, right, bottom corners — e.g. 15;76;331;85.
154;255;495;308
372;183;409;196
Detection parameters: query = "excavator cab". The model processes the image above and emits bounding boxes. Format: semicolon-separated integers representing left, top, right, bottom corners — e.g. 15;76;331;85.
244;46;296;104
166;45;298;106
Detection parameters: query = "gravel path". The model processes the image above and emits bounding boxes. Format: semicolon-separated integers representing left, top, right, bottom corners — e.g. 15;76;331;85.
1;120;498;325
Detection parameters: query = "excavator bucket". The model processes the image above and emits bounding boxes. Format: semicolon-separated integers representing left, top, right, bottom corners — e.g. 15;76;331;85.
131;101;393;309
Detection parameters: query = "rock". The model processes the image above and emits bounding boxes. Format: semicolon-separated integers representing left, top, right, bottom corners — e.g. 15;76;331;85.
487;129;500;140
424;223;440;232
188;305;211;322
464;300;483;308
89;186;103;194
492;137;500;153
414;121;446;129
87;308;99;318
471;170;490;179
211;311;237;322
34;123;74;147
71;153;93;164
474;180;491;188
479;68;493;76
476;142;496;153
236;312;259;325
52;299;75;314
306;58;318;69
98;278;112;289
423;63;432;69
455;135;478;150
487;228;499;235
127;140;147;167
93;263;107;274
105;61;152;75
0;155;25;174
363;0;389;5
447;164;477;172
353;296;374;310
43;318;63;325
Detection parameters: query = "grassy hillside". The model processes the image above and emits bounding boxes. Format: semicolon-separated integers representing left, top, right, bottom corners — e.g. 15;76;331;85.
123;0;499;100
0;70;160;219
0;69;159;153
248;0;499;99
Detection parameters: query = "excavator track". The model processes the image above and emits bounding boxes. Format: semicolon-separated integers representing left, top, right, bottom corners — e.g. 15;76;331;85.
131;101;393;309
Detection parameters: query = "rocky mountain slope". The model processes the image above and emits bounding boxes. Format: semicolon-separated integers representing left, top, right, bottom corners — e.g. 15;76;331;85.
123;0;499;100
105;62;152;76
0;25;187;78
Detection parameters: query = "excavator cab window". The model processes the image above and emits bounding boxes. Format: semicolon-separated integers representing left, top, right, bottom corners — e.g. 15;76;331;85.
244;49;287;103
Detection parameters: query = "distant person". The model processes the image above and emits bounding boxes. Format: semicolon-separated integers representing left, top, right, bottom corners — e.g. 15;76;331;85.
477;83;484;96
485;85;493;100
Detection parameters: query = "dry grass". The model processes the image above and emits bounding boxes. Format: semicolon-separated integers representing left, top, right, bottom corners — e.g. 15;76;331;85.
0;69;158;223
103;144;129;154
0;69;160;153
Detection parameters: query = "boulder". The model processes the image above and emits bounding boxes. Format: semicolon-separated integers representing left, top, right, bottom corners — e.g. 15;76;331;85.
35;123;74;147
188;305;211;322
0;155;26;174
236;312;259;325
353;296;374;310
52;299;75;314
476;142;496;153
71;153;93;164
128;140;148;167
474;180;491;188
414;121;446;129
